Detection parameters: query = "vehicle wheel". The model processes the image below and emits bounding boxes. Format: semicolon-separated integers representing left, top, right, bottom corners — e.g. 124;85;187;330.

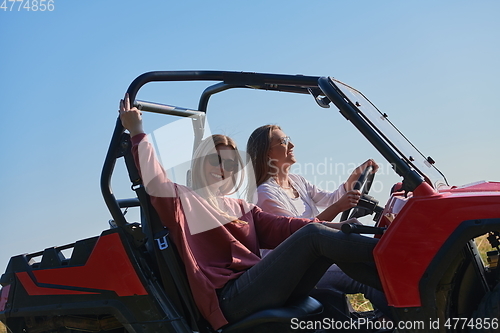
471;282;500;333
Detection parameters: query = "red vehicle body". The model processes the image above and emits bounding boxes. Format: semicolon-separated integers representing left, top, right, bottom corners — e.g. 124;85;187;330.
376;181;500;308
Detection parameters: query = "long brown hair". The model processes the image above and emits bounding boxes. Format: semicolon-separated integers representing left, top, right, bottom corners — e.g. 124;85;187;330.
246;124;281;188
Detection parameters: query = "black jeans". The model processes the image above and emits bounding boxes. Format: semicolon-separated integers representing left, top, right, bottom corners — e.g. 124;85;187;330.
218;223;381;323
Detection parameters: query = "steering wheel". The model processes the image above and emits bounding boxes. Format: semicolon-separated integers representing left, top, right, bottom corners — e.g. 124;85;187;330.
340;165;375;221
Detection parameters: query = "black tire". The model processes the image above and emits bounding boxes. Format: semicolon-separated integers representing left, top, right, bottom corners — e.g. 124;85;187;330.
471;282;500;333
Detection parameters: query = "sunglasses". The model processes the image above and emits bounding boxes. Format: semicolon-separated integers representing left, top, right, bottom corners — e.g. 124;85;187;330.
272;136;292;147
206;154;239;172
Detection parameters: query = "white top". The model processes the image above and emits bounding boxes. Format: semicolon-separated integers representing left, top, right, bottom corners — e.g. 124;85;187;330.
256;174;347;219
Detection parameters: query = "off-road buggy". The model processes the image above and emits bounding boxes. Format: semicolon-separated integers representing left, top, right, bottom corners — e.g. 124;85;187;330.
1;71;499;333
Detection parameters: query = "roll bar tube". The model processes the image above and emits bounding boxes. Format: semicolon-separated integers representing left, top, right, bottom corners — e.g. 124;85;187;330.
134;100;204;118
101;71;320;228
102;71;427;229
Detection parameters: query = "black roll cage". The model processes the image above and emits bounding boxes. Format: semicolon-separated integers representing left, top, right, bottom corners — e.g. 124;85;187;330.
101;70;424;231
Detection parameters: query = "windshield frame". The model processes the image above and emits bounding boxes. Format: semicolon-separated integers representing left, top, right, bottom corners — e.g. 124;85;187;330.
320;76;448;191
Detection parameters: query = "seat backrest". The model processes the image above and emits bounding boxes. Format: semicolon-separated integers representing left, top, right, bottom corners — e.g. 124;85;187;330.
144;199;207;331
121;133;209;332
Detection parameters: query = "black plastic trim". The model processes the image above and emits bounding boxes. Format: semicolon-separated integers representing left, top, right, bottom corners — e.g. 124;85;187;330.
420;218;500;309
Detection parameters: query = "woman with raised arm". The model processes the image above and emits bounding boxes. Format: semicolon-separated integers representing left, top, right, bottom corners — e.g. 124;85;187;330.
119;94;382;330
246;124;391;319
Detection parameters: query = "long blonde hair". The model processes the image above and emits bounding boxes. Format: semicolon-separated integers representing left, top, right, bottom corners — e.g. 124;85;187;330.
190;134;245;215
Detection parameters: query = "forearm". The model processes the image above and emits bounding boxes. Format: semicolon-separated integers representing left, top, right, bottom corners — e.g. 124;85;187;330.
128;126;145;138
131;134;175;198
316;202;342;221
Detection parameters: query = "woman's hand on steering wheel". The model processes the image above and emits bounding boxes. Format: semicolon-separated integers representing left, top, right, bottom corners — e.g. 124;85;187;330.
340;159;378;221
346;159;379;191
336;190;362;212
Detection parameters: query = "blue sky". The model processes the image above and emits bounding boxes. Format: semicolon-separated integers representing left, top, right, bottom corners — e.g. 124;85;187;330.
1;0;499;272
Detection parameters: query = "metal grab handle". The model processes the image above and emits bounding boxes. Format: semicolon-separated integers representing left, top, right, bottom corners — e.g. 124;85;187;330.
134;100;205;118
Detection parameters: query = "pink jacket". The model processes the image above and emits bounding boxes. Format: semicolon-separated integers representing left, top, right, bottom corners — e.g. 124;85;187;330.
132;133;314;329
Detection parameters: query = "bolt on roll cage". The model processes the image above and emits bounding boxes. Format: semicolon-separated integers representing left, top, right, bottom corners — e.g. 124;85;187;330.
101;70;425;231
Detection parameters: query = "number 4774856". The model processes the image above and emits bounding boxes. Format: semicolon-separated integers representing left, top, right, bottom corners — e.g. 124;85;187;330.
1;0;55;11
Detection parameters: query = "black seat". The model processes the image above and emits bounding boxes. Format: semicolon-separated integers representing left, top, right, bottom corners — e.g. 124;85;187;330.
222;296;323;333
